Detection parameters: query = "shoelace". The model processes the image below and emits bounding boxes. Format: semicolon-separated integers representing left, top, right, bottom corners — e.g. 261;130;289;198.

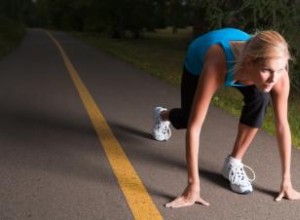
229;163;256;184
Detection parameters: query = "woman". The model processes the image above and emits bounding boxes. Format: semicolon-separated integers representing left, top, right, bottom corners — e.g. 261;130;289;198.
152;28;300;208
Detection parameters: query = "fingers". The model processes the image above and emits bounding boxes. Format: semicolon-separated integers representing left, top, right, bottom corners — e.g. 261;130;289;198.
165;196;210;209
196;197;210;206
165;196;194;209
275;192;284;202
275;188;300;201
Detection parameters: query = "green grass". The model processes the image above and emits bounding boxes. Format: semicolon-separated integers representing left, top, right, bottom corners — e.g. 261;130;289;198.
74;27;300;149
75;28;192;85
289;94;300;147
0;18;26;59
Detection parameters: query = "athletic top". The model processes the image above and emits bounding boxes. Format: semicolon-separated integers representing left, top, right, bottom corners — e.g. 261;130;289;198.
184;28;251;87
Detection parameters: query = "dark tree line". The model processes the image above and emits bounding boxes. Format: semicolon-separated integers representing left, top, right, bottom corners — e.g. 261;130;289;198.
31;0;300;37
0;0;38;26
0;0;35;57
34;0;192;38
1;0;300;89
3;0;300;41
33;0;300;89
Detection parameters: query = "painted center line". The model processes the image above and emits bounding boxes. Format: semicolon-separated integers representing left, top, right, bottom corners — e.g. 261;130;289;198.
46;31;162;220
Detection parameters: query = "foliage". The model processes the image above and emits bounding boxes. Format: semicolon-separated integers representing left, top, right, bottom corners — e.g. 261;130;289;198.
0;0;38;26
0;17;26;58
189;0;300;90
34;0;300;89
0;0;30;58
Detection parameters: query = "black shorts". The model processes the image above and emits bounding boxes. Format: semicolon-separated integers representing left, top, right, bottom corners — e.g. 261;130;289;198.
169;67;270;129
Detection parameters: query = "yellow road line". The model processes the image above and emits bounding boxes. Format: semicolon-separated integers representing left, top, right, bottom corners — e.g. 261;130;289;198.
46;31;163;220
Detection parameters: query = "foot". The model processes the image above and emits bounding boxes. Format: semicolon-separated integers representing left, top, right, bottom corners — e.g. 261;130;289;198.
152;107;171;141
222;156;255;194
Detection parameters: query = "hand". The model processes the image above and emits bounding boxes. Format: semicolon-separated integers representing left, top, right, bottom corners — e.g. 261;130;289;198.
275;182;300;201
165;183;210;208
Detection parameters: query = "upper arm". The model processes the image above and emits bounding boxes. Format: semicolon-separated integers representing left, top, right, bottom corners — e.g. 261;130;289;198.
187;45;226;131
270;70;290;125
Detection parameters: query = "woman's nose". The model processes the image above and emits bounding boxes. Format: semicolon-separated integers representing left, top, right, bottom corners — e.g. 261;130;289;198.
268;73;276;82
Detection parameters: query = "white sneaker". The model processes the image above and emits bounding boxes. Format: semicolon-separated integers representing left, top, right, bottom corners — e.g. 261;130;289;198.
222;156;255;194
152;107;171;141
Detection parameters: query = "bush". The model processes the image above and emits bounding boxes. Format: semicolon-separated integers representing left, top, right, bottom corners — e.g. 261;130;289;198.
0;17;26;58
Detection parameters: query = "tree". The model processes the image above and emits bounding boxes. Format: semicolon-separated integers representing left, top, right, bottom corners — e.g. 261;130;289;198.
0;0;37;25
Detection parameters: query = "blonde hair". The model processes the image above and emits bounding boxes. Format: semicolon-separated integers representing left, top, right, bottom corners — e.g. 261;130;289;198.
234;30;291;74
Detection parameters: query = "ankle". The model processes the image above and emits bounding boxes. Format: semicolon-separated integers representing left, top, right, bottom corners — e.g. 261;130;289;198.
229;156;242;164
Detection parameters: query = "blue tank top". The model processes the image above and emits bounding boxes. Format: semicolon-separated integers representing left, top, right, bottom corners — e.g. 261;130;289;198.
184;28;251;87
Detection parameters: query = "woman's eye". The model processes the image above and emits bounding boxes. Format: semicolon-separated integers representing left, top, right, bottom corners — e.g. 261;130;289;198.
261;69;271;73
278;69;284;74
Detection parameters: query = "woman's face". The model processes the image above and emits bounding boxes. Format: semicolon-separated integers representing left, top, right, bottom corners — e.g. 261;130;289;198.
249;56;288;92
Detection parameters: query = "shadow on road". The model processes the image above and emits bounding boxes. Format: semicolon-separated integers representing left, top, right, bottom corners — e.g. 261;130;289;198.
200;169;229;190
254;185;278;199
110;122;153;140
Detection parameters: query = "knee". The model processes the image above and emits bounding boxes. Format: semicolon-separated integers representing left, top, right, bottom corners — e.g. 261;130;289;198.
240;92;270;128
259;92;270;108
247;90;270;111
253;92;270;113
169;108;189;129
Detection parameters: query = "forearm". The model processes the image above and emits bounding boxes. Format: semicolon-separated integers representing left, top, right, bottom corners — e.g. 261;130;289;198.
276;122;292;182
186;127;201;185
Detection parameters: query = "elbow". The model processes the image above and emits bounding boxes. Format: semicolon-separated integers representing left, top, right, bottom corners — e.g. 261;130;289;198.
186;123;202;140
275;120;290;135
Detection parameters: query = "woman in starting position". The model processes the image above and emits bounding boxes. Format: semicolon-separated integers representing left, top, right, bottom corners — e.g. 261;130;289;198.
152;28;300;208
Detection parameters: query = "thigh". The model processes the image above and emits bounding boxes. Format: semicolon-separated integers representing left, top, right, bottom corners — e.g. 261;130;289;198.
181;67;199;116
169;67;199;129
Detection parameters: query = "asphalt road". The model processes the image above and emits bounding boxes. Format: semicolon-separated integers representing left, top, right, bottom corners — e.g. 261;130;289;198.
0;29;300;220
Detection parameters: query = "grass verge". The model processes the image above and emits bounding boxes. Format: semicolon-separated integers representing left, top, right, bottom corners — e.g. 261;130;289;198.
0;18;26;59
74;27;300;149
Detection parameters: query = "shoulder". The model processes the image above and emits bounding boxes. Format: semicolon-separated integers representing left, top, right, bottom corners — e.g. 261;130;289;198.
271;71;290;99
